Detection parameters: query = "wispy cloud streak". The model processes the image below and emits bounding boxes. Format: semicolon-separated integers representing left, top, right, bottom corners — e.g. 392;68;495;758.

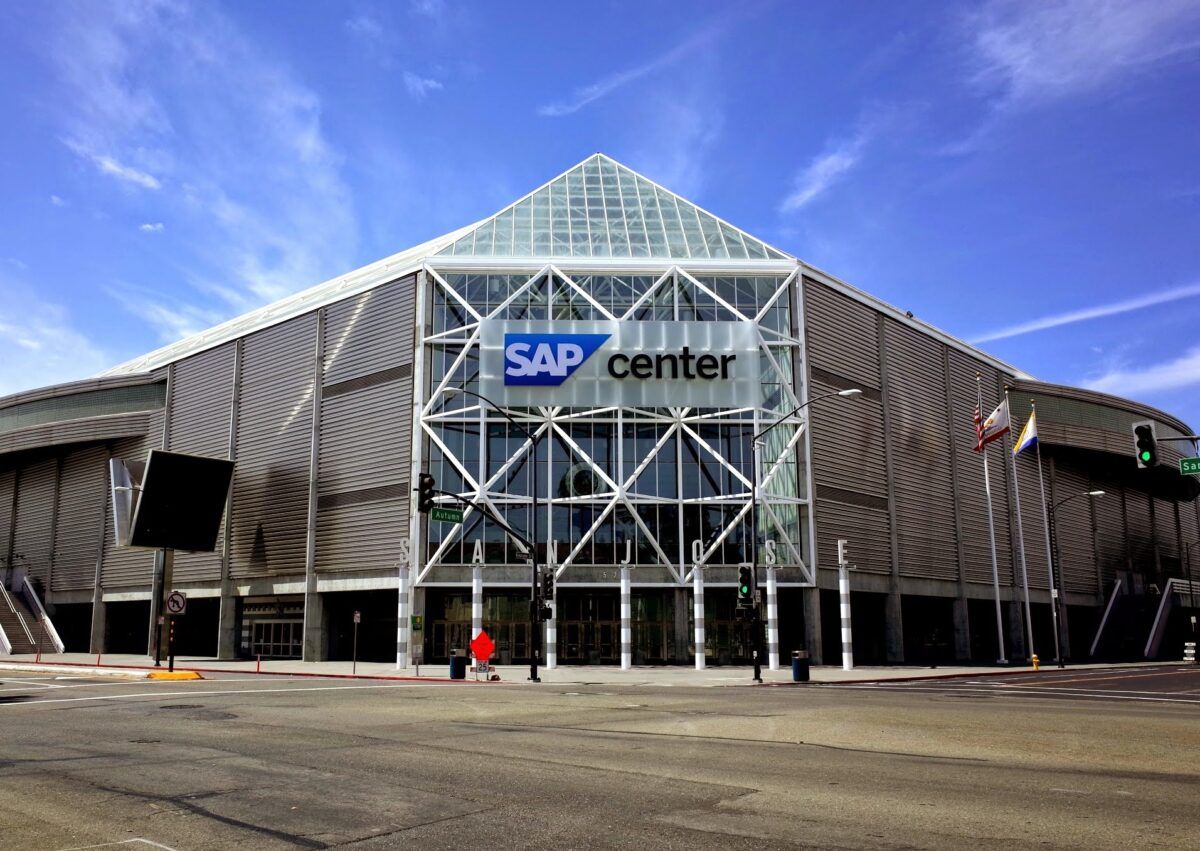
1086;346;1200;397
779;132;869;212
970;281;1200;343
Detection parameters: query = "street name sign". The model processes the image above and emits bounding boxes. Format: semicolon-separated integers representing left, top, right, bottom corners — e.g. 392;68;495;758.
1180;457;1200;476
430;506;464;524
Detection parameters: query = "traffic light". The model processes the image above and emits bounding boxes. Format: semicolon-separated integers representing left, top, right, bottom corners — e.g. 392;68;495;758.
416;473;436;513
1132;421;1158;469
540;569;555;602
737;563;754;606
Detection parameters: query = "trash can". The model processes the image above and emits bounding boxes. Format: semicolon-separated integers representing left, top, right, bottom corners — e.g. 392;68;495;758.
449;648;467;680
791;649;810;682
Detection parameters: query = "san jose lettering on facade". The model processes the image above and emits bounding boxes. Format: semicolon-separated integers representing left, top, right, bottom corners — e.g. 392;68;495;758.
456;537;785;567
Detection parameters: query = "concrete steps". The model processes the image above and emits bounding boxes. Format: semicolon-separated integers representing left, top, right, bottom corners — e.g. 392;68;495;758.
0;583;42;655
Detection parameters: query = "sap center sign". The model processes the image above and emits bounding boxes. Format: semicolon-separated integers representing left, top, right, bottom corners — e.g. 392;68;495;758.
479;319;761;408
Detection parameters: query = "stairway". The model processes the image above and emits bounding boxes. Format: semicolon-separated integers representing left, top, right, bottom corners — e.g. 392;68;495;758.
1091;592;1157;662
0;582;41;654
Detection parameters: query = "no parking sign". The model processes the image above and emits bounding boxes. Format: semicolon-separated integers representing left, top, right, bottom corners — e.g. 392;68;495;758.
166;590;187;615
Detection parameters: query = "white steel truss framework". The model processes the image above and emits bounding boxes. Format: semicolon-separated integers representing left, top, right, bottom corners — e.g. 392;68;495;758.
414;261;816;587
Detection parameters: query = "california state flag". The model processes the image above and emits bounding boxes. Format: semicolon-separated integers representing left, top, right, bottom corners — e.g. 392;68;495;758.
974;399;1010;452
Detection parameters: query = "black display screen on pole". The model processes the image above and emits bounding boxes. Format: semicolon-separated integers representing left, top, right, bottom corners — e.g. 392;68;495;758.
129;450;234;552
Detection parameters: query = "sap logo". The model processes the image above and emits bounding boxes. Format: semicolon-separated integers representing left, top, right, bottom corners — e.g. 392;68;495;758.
504;333;611;386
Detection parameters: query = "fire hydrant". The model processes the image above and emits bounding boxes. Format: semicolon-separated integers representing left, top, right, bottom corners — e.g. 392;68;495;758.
1031;654;1040;671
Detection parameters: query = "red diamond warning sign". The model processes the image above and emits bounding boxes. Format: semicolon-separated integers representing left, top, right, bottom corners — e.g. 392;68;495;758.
470;630;495;663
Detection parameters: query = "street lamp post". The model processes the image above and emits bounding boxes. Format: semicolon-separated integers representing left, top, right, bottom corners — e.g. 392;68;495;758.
1047;489;1104;669
1184;540;1200;611
443;387;543;683
750;388;862;682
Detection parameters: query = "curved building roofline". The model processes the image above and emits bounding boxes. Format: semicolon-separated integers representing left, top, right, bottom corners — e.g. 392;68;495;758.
1008;378;1194;436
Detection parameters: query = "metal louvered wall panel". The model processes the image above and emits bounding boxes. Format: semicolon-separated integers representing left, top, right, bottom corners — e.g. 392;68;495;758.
802;279;882;390
323;275;417;386
319;380;411;495
1179;503;1198;574
814;499;891;575
12;458;57;587
316;499;408;573
1012;450;1051;590
1054;463;1098;595
230;314;316;579
882;321;957;581
51;445;107;591
947;351;1014;586
101;435;157;587
1154;497;1180;566
1124;488;1154;573
0;469;14;564
808;379;886;498
1091;478;1126;588
168;343;235;584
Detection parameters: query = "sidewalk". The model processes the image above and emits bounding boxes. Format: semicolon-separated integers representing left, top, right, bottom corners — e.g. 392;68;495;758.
0;651;1166;686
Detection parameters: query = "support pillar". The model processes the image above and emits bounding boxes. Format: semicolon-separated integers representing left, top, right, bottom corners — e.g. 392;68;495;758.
884;590;904;663
217;585;237;660
766;567;779;670
620;567;631;670
839;565;855;671
301;589;325;661
803;585;823;665
411;586;426;665
1007;599;1027;662
544;599;557;669
88;598;106;655
396;565;410;669
471;565;483;640
952;597;971;662
693;567;705;670
673;587;689;662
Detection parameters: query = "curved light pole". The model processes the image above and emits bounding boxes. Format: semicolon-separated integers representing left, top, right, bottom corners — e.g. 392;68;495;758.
1047;489;1104;668
443;387;543;683
749;388;862;682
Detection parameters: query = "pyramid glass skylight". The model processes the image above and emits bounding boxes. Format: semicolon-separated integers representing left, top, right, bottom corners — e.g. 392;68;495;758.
436;154;789;261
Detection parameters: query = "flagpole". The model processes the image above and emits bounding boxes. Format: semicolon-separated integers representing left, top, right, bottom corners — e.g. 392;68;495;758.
1006;388;1035;662
1032;401;1063;666
977;374;1008;664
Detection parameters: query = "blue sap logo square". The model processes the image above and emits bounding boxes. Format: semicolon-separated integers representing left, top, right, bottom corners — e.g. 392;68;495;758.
503;333;611;386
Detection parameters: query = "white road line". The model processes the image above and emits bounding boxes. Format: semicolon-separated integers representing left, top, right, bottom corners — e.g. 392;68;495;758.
0;680;480;709
58;839;179;851
830;683;1200;704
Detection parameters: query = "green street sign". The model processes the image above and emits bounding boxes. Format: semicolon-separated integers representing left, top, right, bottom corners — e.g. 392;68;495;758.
430;506;465;524
1180;457;1200;476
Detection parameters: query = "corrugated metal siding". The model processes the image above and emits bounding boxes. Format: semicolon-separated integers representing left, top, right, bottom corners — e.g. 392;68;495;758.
229;314;316;579
1154;497;1180;563
802;279;882;389
1013;450;1051;590
0;411;150;457
814;499;891;575
51;445;107;591
12;458;57;587
0;468;14;563
1124;488;1154;572
809;379;887;498
319;379;410;494
947;352;1014;586
1054;463;1098;595
168;343;235;584
322;275;417;385
882;321;957;581
101;435;156;587
315;499;407;573
1092;479;1126;589
1179;502;1198;573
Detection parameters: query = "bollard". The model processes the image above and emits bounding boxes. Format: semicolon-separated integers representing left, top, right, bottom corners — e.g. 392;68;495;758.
1032;653;1040;671
1185;642;1196;665
96;652;101;667
791;649;810;682
256;654;261;673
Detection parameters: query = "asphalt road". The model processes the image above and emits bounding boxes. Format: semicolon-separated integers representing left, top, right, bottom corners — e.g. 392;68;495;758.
0;666;1198;850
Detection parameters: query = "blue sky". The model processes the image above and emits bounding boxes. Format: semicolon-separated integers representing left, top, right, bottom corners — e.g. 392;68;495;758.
1;1;1199;425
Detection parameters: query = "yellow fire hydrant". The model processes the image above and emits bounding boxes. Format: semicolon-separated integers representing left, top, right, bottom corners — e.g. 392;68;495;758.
1031;654;1040;671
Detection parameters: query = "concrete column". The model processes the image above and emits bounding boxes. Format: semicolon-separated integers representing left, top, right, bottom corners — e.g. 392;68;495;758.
884;590;904;663
839;566;855;671
673;587;689;662
411;585;426;665
471;566;483;639
301;591;326;661
693;567;705;670
803;586;823;665
544;599;557;669
952;597;971;662
89;599;107;655
620;567;632;670
766;567;780;670
217;585;238;660
396;565;410;669
1007;599;1027;662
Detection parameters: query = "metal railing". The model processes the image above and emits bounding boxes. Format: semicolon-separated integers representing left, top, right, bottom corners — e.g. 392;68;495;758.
21;576;65;654
0;581;35;648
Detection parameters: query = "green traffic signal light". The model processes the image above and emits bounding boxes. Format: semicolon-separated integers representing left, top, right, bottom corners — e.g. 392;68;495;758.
1140;450;1151;462
739;584;750;595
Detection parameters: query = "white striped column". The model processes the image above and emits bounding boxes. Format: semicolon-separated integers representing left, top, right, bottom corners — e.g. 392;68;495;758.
766;567;780;671
396;565;410;669
839;565;854;671
693;567;705;670
620;567;632;670
472;565;483;640
544;597;557;669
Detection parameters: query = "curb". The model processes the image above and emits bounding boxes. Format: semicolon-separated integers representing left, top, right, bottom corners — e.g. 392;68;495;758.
0;658;479;684
764;663;1167;686
147;670;203;681
0;663;150;679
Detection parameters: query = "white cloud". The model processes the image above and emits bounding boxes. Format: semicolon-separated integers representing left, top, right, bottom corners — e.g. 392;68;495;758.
106;284;224;343
65;140;163;190
970;281;1200;343
1086;346;1200;397
3;258;28;271
0;277;109;395
410;0;444;19
965;0;1200;107
630;84;723;200
403;71;443;100
780;133;870;213
139;222;164;233
344;14;383;41
538;24;723;117
49;194;67;206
